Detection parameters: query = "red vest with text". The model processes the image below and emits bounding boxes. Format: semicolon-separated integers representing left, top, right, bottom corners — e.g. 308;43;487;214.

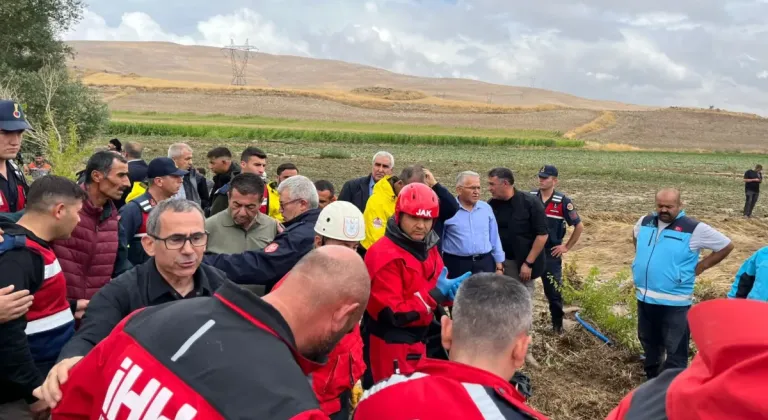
0;160;28;213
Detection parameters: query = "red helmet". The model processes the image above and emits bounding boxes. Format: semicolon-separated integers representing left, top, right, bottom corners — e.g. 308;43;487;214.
395;183;440;223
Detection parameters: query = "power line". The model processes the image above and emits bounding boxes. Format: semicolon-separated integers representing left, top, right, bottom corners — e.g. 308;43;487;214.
221;39;259;86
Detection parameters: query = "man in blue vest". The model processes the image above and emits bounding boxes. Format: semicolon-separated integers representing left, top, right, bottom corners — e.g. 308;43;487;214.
632;188;733;380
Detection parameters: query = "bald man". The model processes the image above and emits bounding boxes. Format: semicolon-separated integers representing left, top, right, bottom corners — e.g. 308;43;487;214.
46;246;370;419
632;188;733;380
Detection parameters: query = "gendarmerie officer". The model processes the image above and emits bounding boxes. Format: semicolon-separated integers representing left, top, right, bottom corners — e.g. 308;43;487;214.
531;165;583;333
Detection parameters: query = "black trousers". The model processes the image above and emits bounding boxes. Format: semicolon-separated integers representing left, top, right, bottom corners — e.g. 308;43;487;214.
542;254;564;328
329;389;352;420
744;191;759;217
443;252;495;277
637;300;690;380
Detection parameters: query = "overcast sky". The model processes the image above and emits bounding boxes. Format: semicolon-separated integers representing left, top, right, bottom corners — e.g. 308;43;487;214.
64;0;768;114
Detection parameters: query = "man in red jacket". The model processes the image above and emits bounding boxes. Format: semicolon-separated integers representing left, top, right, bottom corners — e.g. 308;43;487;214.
363;182;471;384
41;246;371;420
354;273;548;420
606;298;768;420
273;200;367;419
52;151;132;317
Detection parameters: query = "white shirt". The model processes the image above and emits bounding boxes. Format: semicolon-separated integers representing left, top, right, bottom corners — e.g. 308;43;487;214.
633;216;731;252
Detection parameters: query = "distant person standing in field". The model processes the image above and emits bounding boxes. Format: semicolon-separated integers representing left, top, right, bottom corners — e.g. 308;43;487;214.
743;164;762;218
632;188;733;380
106;138;122;154
168;143;210;209
207;147;241;214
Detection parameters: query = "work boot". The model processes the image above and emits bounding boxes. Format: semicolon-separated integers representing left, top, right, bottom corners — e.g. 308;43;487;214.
553;318;564;335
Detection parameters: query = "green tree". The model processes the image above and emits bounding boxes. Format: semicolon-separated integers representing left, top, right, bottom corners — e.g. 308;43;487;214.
0;0;107;150
0;0;84;71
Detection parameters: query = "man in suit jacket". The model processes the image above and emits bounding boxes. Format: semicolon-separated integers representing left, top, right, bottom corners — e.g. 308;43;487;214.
116;142;148;209
338;151;394;213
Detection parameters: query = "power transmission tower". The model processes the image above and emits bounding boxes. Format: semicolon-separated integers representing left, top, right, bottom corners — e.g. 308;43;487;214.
221;39;259;86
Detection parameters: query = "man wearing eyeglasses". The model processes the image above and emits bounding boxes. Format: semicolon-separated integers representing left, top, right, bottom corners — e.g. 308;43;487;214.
34;199;229;405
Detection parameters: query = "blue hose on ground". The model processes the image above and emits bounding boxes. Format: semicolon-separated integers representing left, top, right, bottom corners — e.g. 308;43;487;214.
575;312;613;346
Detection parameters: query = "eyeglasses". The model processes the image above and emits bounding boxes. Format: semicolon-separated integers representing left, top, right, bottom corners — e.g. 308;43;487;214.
279;198;302;209
149;232;209;250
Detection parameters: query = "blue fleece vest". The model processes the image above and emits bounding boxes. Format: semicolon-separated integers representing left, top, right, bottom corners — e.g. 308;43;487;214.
632;211;699;306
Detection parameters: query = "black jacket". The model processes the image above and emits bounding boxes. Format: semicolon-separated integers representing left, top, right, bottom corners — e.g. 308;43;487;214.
57;258;228;361
339;174;373;214
0;222;50;404
53;281;325;419
203;208;320;291
489;189;549;279
182;167;210;210
117;160;149;209
211;162;241;199
431;183;460;252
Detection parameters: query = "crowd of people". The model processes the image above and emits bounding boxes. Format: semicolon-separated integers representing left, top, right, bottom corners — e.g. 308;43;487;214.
0;98;766;419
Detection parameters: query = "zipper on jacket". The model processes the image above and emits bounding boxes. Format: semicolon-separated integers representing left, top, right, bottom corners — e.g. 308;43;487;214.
643;227;658;301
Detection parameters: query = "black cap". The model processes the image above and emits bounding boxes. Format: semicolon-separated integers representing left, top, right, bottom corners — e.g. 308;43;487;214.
538;165;558;178
147;157;188;179
0;100;33;131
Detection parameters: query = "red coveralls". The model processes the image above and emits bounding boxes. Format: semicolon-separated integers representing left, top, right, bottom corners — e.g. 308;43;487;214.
363;235;444;383
273;277;367;417
354;358;549;419
606;298;768;420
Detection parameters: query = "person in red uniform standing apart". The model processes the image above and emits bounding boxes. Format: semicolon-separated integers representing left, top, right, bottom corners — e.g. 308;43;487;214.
363;182;471;384
0;100;31;216
354;273;548;420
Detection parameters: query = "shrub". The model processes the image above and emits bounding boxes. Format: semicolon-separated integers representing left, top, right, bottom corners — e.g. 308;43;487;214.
319;149;351;159
45;121;94;180
560;262;640;351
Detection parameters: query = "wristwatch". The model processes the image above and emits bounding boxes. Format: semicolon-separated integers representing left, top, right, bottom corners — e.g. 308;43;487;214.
523;260;534;267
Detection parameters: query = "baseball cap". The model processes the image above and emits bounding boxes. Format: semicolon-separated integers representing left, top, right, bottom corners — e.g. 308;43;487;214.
147;157;188;179
538;165;558;178
0;100;33;131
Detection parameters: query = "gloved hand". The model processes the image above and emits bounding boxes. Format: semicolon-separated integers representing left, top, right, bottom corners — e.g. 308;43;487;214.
435;267;471;301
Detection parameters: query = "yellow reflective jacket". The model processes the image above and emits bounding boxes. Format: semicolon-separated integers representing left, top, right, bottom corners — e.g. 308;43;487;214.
125;181;147;204
267;181;283;223
361;176;396;250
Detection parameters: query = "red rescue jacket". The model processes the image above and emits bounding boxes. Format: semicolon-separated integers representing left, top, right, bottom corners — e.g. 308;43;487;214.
354;358;549;419
273;276;366;416
606;298;768;420
0;160;28;213
364;229;444;334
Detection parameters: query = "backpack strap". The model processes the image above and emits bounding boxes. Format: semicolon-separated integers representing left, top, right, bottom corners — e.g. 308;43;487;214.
0;234;27;255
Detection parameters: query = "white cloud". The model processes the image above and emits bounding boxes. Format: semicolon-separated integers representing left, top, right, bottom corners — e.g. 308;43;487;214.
365;2;378;13
758;70;768;79
587;71;619;81
196;9;310;56
66;10;196;44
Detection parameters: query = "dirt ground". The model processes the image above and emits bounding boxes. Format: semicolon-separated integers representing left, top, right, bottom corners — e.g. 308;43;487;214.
105;90;599;132
586;110;768;152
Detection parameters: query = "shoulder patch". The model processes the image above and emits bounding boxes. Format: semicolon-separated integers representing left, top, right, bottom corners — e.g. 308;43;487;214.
372;217;383;229
264;243;279;253
566;202;574;211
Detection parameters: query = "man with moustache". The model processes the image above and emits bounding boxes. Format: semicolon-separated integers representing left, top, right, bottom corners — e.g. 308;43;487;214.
34;200;229;408
52;151;133;314
40;247;370;420
632;188;733;380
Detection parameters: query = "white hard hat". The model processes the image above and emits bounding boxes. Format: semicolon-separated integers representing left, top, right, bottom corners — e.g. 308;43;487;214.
314;201;366;242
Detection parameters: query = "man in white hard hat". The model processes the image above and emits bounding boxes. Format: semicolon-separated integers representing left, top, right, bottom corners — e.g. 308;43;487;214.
273;200;367;419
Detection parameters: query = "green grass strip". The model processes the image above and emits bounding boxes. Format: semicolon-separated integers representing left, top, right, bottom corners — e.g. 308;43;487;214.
106;121;585;148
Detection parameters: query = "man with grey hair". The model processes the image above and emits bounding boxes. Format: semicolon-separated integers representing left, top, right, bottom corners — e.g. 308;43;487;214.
443;171;505;276
36;199;229;406
354;273;547;419
339;151;394;213
168;142;210;208
204;175;322;292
